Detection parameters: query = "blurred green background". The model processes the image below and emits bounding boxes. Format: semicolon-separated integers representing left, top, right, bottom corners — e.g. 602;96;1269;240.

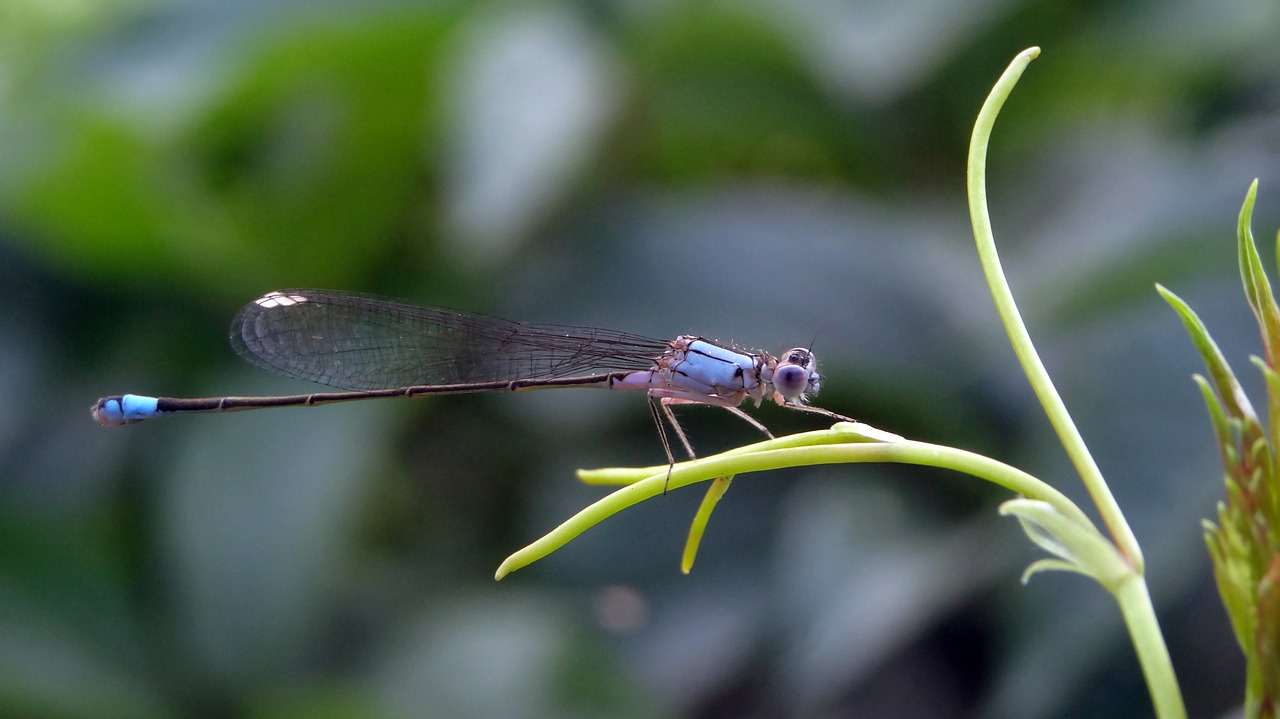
2;0;1278;717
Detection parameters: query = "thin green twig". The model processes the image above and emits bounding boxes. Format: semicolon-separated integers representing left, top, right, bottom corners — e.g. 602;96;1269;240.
965;46;1143;572
967;47;1183;717
497;427;1084;579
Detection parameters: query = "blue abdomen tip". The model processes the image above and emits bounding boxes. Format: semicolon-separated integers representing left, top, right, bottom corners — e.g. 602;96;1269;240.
121;394;160;420
93;394;161;426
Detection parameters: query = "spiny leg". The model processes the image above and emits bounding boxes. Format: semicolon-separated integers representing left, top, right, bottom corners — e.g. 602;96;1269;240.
657;400;775;493
647;395;677;464
659;400;698;460
780;403;856;424
651;396;699;494
665;403;754;571
647;396;679;494
721;405;774;439
659;395;775;440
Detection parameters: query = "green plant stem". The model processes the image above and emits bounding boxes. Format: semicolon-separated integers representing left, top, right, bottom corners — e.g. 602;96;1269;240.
682;476;733;574
496;430;1087;579
966;47;1143;572
966;47;1183;718
1115;574;1187;719
577;425;900;485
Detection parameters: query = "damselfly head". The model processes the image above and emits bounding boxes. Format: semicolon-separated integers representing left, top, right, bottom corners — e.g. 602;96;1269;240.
773;347;820;401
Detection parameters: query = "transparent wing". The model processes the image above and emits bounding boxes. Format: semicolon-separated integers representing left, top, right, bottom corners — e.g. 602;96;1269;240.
229;289;672;391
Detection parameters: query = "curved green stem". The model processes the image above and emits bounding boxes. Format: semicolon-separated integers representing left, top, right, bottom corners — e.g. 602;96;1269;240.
496;426;1086;579
1115;575;1187;719
966;47;1143;572
967;47;1183;717
682;476;733;574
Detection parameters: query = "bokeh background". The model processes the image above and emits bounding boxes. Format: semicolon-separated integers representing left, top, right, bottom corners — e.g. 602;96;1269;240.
2;1;1279;717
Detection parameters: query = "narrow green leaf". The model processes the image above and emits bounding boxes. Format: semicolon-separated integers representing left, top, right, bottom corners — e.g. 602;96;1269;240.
1204;520;1254;653
681;476;733;574
1020;558;1093;584
1248;356;1280;532
1201;518;1222;552
1158;284;1258;423
1255;557;1280;711
1237;181;1280;370
1194;375;1237;469
1000;498;1133;593
1224;444;1242;468
1237;182;1268;322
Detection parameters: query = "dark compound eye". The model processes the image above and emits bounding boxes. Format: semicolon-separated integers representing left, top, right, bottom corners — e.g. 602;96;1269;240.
774;364;810;400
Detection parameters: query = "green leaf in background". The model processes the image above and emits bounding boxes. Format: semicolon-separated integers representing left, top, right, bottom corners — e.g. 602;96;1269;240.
8;9;458;295
624;6;856;184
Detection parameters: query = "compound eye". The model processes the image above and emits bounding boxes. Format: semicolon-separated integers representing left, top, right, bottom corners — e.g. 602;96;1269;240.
786;349;811;366
774;363;810;400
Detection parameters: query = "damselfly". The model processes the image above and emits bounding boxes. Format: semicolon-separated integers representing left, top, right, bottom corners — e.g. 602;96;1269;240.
93;289;848;462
